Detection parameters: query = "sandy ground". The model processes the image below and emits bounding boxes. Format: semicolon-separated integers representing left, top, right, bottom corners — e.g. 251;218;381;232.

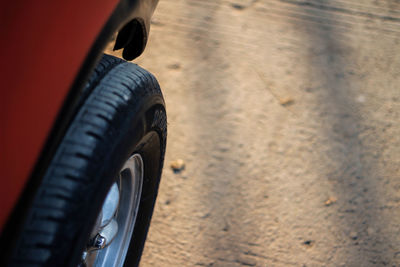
109;0;400;266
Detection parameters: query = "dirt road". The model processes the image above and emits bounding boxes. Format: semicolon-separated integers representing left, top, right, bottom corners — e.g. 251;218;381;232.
115;0;400;266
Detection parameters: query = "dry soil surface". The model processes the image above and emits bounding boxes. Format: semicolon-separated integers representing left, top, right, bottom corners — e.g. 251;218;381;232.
109;0;400;266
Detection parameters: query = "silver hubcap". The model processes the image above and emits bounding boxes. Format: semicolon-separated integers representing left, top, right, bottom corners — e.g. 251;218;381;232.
81;154;144;267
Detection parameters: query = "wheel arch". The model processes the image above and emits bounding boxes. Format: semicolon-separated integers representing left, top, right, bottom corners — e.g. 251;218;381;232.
114;17;148;61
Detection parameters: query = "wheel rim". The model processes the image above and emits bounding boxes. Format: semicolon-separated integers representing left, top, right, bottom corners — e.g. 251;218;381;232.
82;154;144;267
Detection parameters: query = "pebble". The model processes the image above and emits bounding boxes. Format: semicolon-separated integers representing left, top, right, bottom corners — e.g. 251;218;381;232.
350;231;358;240
170;159;185;173
325;196;337;206
303;240;315;247
279;97;295;106
167;63;181;70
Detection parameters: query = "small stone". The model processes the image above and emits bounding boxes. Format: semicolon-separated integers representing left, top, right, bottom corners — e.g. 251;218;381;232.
303;240;314;247
325;196;337;206
231;3;245;10
350;231;358;240
167;63;181;70
223;224;229;232
279;97;295;106
170;159;185;173
201;213;211;219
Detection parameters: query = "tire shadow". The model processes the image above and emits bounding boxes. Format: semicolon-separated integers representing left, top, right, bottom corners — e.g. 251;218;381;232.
181;1;265;266
290;1;398;265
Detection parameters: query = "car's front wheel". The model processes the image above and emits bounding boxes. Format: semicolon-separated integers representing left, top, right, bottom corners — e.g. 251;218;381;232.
10;54;167;267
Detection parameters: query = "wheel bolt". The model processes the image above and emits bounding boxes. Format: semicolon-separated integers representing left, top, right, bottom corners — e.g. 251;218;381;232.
93;234;107;249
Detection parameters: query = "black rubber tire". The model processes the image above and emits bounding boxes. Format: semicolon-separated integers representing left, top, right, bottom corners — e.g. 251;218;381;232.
9;54;167;267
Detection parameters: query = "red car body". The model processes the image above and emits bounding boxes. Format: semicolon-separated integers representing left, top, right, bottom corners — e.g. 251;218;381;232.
0;0;158;237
